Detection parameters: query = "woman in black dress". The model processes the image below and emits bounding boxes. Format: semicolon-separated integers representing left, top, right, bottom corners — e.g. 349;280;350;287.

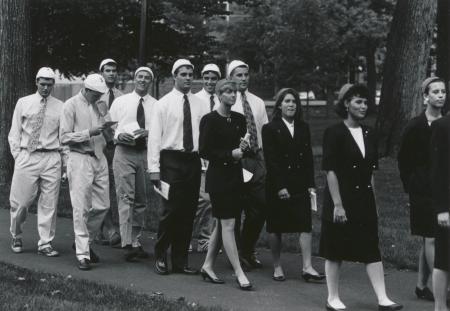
199;79;252;290
398;77;445;301
320;84;402;311
262;88;324;282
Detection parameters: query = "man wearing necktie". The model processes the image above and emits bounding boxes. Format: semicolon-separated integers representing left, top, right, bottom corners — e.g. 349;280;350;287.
96;58;123;248
109;67;156;261
191;64;221;253
60;74;110;271
228;60;268;270
148;59;209;275
8;67;64;257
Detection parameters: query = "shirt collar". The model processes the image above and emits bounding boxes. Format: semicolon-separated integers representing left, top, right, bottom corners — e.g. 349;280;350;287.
132;90;149;101
172;87;192;98
282;117;294;128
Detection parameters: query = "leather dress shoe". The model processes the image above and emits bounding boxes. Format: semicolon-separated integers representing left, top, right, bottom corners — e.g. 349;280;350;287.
378;303;403;311
109;233;122;248
415;286;434;301
302;271;325;282
78;258;91;271
240;254;263;269
172;266;199;275
154;258;169;275
326;302;345;311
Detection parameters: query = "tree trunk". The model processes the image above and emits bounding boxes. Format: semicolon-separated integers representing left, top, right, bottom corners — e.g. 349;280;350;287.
366;41;377;113
436;0;449;112
0;0;33;185
375;0;437;156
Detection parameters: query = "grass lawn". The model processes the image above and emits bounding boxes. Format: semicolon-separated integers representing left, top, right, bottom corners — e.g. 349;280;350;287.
0;261;224;311
0;109;421;270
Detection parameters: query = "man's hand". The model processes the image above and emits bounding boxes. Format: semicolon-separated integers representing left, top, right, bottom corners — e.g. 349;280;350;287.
149;172;161;190
437;212;450;228
133;128;148;138
118;133;135;142
232;148;244;160
277;188;290;200
89;124;106;137
239;138;250;152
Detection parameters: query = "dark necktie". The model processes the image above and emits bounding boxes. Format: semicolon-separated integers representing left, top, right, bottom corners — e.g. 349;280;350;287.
241;92;258;150
108;89;115;108
209;95;215;112
137;98;145;128
183;94;193;152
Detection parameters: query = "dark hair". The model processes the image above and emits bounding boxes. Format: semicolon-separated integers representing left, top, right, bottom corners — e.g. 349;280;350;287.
271;88;303;122
335;84;368;119
424;78;445;94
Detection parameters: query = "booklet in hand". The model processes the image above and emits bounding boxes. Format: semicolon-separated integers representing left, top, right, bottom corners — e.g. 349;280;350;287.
103;121;118;128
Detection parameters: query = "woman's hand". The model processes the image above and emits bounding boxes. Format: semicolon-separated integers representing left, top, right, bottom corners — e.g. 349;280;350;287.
277;188;290;200
333;204;347;224
437;212;450;228
239;138;250;152
231;148;244;160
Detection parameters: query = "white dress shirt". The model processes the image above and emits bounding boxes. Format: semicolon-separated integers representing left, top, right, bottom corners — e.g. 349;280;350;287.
195;88;220;112
109;91;156;139
148;88;209;173
231;90;268;148
282;118;295;137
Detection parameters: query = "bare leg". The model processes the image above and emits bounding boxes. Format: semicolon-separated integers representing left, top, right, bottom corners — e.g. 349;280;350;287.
299;232;320;275
221;218;250;285
432;268;449;311
423;237;435;286
201;219;221;279
269;233;284;277
366;261;397;306
325;259;346;309
417;242;428;289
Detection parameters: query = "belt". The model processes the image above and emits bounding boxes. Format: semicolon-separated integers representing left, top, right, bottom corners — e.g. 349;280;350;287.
21;148;58;153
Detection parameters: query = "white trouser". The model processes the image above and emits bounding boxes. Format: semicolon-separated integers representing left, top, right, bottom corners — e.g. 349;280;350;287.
10;150;61;249
68;152;109;260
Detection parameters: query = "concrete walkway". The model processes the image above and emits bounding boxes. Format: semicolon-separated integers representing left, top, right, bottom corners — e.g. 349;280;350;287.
0;208;433;311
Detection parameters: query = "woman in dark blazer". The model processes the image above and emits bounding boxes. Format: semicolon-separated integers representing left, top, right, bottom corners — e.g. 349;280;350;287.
199;79;252;290
262;88;324;282
398;77;445;301
320;84;402;311
430;110;450;311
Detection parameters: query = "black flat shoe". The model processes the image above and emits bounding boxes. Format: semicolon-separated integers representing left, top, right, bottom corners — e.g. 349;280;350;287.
302;272;325;282
236;278;253;291
200;269;225;284
325;302;345;310
378;303;403;311
415;286;434;301
272;274;286;281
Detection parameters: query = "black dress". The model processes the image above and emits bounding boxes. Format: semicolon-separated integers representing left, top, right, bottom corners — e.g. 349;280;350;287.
199;110;247;219
398;112;435;237
262;118;315;233
319;122;381;263
430;114;450;271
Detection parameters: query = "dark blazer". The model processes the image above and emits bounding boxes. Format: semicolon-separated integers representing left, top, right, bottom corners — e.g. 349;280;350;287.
262;118;315;194
322;122;378;223
430;114;450;215
398;112;431;195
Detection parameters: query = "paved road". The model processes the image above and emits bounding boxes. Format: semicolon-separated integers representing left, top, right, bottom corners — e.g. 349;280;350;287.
0;208;433;311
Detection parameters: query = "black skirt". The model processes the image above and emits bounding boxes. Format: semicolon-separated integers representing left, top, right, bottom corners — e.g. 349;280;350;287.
409;193;436;237
209;191;243;219
319;219;381;263
434;227;449;271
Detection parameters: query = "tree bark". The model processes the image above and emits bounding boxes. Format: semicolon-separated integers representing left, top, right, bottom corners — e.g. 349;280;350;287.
366;41;377;113
375;0;437;156
0;0;33;185
436;0;449;112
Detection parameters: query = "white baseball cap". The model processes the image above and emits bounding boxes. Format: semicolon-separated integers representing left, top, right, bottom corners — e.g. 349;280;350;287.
36;67;55;80
201;64;221;78
99;58;117;71
171;59;194;75
84;73;108;93
227;60;249;78
134;66;154;79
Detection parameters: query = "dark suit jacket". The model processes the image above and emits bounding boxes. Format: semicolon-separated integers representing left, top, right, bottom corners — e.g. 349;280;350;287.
430;114;450;215
262;118;315;195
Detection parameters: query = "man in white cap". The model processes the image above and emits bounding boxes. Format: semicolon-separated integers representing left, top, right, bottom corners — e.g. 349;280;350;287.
60;73;111;271
227;60;268;270
96;58;123;248
109;66;156;261
148;59;208;275
190;63;221;253
8;67;63;257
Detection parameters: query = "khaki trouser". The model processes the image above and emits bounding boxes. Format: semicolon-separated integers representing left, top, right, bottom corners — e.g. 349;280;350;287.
10;150;61;249
113;145;147;247
68;152;109;260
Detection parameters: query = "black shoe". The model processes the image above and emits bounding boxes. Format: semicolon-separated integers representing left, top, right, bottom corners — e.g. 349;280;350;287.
124;246;139;262
109;233;122;248
415;286;434;301
302;271;325;282
172;266;199;275
272;274;286;281
154;258;169;275
78;258;91;271
240;254;263;269
136;246;149;259
236;278;253;291
200;269;225;284
89;248;100;263
326;302;345;311
378;303;403;311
